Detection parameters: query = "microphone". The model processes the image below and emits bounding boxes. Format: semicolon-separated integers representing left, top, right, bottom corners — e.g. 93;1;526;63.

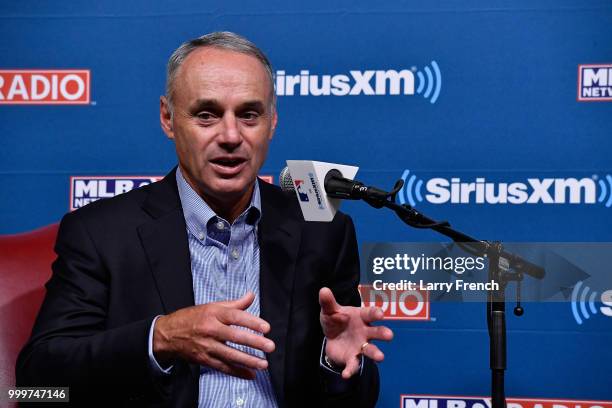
281;167;388;201
280;160;360;222
323;169;390;201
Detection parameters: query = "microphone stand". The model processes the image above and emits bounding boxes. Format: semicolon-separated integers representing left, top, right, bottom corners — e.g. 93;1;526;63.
344;179;544;408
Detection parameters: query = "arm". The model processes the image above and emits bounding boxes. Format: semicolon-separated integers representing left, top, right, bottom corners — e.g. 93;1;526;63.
15;211;158;401
318;214;393;407
16;211;275;401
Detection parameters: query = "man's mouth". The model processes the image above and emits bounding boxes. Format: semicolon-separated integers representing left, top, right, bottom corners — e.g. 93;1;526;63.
209;157;248;175
211;158;246;167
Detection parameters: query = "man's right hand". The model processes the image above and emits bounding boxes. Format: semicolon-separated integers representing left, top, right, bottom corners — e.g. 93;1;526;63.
152;291;275;379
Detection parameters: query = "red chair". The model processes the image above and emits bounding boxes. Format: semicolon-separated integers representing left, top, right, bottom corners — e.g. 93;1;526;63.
0;223;59;400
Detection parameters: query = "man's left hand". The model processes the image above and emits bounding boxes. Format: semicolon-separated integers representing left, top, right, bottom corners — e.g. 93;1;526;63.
319;287;394;379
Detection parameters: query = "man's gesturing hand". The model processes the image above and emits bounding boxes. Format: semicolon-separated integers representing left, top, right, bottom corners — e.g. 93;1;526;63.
319;287;393;380
153;291;275;380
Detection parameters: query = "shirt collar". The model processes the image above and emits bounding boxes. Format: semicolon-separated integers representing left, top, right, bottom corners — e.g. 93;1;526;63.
175;167;261;240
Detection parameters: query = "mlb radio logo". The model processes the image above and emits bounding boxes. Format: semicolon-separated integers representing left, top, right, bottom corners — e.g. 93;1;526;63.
577;64;612;101
359;284;430;321
70;176;161;211
0;69;90;105
401;395;612;408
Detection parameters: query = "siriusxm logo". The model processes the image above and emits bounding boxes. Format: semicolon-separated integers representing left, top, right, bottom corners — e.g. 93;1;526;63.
275;61;442;103
570;281;612;325
308;172;326;209
70;176;161;210
398;170;612;206
578;64;612;101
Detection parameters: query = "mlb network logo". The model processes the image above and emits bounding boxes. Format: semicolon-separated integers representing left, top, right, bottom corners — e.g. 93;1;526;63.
275;61;442;104
0;69;90;105
70;176;161;210
577;64;612;101
401;395;612;408
398;170;612;207
359;284;430;320
71;174;275;210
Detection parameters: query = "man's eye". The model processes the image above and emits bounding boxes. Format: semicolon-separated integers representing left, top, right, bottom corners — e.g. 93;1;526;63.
198;112;213;119
240;112;260;122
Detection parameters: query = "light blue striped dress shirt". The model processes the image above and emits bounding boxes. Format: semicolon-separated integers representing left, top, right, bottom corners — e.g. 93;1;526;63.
147;169;357;405
149;168;278;408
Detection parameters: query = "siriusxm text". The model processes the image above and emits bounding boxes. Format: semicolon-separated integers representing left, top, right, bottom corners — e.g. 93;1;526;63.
426;177;596;204
275;69;415;96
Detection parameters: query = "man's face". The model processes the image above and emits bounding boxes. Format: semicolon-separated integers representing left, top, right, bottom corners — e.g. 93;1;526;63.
160;47;277;210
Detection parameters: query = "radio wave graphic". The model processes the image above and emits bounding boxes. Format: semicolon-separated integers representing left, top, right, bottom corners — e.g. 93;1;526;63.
571;281;598;325
416;61;442;104
399;170;424;206
597;174;612;208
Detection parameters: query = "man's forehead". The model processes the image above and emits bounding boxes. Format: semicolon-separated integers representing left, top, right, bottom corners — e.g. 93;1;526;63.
178;47;269;87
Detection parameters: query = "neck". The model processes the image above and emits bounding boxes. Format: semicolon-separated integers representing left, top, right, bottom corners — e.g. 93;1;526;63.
204;185;254;224
179;167;254;224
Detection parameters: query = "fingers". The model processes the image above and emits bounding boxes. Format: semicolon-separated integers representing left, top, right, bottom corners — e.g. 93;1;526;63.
361;342;385;362
342;355;361;380
205;354;257;380
366;325;394;342
209;342;270;370
216;324;275;354
221;291;256;311
360;306;384;324
218;307;271;334
319;287;340;315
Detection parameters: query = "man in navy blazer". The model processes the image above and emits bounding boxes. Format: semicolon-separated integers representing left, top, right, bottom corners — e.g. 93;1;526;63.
17;32;393;407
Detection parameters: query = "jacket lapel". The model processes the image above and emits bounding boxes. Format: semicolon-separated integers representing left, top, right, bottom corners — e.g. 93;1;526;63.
137;169;200;404
258;179;302;407
137;169;195;313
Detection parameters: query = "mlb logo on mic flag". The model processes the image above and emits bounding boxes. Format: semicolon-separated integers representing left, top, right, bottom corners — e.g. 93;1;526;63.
0;69;91;105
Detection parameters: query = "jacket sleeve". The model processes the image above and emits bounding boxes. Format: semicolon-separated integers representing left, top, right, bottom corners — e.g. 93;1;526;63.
320;213;380;408
15;210;161;402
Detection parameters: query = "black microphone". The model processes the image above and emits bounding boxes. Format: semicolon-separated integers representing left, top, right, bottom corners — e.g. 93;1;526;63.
279;166;388;201
323;169;389;201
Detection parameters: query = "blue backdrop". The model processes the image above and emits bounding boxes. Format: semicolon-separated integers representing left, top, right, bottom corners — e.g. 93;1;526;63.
1;1;611;405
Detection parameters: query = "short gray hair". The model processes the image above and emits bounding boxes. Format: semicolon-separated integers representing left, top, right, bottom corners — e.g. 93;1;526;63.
165;31;275;115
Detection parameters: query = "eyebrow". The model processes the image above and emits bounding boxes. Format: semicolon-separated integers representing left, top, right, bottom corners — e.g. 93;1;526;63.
189;99;266;113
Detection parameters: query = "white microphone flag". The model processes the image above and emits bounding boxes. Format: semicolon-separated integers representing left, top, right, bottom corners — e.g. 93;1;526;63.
285;160;359;222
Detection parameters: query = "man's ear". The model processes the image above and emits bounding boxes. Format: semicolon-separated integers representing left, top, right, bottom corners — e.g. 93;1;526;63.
160;96;174;139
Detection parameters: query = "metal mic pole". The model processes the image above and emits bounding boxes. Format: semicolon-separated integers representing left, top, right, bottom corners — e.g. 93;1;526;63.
338;177;543;408
487;243;507;408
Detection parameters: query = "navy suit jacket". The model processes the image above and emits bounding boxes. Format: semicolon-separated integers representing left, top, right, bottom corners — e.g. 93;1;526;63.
16;168;379;407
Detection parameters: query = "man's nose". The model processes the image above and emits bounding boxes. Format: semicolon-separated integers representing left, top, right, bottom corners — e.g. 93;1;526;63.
218;113;242;149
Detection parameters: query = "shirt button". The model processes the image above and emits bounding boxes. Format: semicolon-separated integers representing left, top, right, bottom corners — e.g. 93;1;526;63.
231;249;240;260
198;232;205;240
236;397;245;406
216;221;225;230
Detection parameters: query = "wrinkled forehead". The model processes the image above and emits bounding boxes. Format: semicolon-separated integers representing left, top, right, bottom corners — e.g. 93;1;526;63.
174;47;273;106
